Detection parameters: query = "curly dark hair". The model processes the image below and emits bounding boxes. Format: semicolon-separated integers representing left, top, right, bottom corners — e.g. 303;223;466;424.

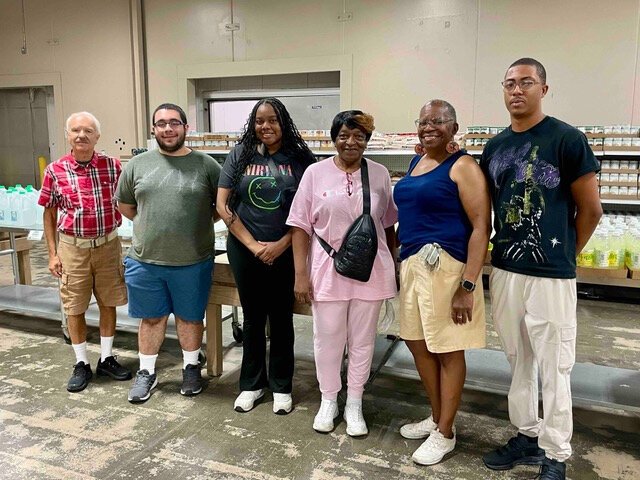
226;97;316;212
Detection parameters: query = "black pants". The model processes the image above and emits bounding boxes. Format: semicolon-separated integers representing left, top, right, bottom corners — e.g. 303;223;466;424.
226;233;295;393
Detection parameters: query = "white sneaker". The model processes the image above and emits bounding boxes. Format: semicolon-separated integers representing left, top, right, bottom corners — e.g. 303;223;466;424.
344;399;368;437
412;428;456;465
234;389;264;412
400;415;438;439
312;399;339;433
273;393;293;415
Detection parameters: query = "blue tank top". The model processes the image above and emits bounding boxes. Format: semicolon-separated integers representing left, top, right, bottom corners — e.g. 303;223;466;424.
393;150;472;262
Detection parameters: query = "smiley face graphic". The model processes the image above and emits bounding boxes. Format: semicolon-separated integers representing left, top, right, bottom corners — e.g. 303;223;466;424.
248;176;281;210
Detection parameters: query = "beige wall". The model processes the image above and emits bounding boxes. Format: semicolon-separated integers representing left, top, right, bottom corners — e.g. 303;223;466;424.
0;0;140;159
145;0;640;132
2;0;640;151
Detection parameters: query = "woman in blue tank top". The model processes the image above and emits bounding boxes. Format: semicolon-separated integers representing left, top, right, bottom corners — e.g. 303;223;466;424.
393;100;491;466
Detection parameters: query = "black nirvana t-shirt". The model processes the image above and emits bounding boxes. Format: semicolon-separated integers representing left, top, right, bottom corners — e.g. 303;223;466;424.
219;144;305;242
480;116;600;278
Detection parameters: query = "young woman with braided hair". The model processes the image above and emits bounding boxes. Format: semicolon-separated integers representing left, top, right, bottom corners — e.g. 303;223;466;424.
217;98;315;414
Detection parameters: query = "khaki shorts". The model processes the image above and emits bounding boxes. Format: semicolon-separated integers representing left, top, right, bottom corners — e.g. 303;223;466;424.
57;235;127;315
399;248;486;353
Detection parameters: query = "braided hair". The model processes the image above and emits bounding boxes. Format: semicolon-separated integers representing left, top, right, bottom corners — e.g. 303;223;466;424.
226;97;316;213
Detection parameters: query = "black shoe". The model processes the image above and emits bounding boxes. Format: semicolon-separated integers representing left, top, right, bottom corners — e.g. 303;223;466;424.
97;355;132;381
536;457;566;480
483;433;545;470
67;361;92;392
180;364;203;396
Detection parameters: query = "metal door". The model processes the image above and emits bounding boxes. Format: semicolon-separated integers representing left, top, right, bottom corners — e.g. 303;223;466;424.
0;87;51;187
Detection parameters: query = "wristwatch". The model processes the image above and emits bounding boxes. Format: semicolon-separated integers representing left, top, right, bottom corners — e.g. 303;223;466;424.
460;279;476;292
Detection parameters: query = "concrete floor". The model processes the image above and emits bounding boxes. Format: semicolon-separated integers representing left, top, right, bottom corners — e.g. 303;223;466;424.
0;240;639;479
0;311;638;480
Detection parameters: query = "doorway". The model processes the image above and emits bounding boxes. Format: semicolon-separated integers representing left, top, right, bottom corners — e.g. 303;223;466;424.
0;87;52;188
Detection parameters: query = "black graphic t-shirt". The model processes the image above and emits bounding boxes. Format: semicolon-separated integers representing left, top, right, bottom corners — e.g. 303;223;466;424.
480;116;600;278
219;144;304;242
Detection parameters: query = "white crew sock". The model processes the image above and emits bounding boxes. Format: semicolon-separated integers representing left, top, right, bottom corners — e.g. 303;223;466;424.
139;353;158;374
72;342;89;365
100;336;114;362
182;349;200;368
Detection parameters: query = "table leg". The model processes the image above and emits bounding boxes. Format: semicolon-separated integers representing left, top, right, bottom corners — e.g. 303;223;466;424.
17;250;32;285
205;302;223;377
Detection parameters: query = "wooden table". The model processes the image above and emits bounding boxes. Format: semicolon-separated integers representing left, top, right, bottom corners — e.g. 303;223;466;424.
0;232;34;285
205;254;311;377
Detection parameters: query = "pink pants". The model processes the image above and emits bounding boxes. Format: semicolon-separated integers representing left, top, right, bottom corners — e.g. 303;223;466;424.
312;299;383;400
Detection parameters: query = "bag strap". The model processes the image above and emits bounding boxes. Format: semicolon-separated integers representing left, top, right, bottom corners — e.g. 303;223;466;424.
360;158;371;215
316;158;371;257
316;234;337;258
265;156;289;207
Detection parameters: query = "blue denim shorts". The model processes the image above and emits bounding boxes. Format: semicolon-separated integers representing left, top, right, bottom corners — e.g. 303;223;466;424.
123;257;213;322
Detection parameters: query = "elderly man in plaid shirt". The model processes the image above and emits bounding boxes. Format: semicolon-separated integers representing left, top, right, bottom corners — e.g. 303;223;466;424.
39;111;130;393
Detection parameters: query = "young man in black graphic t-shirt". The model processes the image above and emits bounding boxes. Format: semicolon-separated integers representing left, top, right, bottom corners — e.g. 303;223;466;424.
480;58;602;480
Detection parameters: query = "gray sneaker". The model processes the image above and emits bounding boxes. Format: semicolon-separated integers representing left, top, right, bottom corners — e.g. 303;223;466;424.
128;369;158;404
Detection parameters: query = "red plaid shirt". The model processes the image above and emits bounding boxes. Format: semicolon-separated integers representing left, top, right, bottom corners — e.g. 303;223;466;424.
38;152;122;238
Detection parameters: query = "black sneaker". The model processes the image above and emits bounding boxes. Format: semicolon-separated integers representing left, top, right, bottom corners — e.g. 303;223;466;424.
128;370;158;403
536;457;566;480
483;433;545;470
97;355;132;381
67;362;92;392
180;364;203;396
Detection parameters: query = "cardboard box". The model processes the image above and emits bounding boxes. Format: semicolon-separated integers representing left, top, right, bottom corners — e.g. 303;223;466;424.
577;266;629;279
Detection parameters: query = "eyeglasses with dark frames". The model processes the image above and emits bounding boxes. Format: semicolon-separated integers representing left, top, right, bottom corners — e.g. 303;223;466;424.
153;120;185;129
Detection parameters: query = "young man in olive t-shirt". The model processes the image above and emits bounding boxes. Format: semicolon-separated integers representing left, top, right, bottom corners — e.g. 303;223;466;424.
117;103;221;403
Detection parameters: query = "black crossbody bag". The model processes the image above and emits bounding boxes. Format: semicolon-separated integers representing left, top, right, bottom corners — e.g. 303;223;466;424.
316;159;378;282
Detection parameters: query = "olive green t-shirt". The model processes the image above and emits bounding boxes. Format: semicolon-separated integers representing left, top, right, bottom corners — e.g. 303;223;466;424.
116;149;222;266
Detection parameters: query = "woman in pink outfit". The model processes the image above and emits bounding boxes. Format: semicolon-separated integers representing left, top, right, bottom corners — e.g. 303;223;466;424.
287;110;397;437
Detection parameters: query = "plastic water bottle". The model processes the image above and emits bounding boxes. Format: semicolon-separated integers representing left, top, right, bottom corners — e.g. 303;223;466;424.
35;194;44;228
25;185;44;228
577;235;596;267
20;191;37;227
594;227;615;268
0;186;7;224
593;227;604;268
626;228;640;269
8;189;22;225
611;229;625;268
118;217;133;238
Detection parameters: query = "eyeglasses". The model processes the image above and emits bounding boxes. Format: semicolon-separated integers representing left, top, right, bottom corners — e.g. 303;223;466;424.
346;172;353;196
501;79;541;92
414;117;454;128
153;120;185;129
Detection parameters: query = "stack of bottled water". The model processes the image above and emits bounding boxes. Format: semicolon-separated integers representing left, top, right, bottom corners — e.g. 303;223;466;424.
0;184;44;229
117;217;133;238
1;183;135;237
578;213;640;270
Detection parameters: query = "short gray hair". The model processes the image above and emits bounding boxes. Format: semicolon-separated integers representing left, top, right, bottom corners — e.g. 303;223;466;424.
422;99;457;123
65;111;101;135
